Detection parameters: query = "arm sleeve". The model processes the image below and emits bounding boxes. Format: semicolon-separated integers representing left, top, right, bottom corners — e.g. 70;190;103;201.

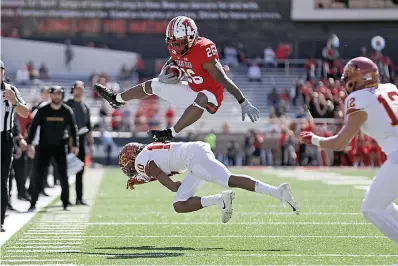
11;86;26;105
135;150;151;178
27;108;42;144
66;108;79;147
344;91;373;116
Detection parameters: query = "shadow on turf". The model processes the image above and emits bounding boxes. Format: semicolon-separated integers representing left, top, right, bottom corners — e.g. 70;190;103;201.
62;251;184;259
96;245;290;252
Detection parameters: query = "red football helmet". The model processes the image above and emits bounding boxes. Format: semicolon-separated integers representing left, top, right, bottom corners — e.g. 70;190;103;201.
118;142;145;177
341;57;380;94
165;16;198;56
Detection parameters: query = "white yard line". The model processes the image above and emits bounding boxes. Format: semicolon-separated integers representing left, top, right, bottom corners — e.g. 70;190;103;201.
263;168;373;191
7;250;81;253
83;235;385;239
85;221;370;225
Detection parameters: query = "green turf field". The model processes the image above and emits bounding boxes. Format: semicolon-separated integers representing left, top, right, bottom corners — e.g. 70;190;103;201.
1;167;397;265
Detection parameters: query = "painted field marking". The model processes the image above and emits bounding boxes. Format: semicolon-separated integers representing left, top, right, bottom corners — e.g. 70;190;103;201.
9;245;76;249
6;249;81;253
85;221;370;225
24;232;84;235
16;242;83;245
83;235;385;239
18;238;84;241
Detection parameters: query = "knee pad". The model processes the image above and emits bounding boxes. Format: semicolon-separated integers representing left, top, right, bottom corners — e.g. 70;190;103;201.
142;80;153;95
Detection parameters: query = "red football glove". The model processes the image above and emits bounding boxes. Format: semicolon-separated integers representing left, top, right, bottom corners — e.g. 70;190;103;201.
299;131;315;145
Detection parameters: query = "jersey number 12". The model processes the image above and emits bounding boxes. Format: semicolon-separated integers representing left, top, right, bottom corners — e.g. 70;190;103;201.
377;91;398;126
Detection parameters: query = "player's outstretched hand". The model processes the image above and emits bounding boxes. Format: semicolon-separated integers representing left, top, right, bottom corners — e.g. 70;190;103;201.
93;83;125;109
240;100;260;122
299;131;314;145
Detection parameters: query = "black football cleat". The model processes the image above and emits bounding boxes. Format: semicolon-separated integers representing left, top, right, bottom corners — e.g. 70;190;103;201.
93;83;125;109
149;129;173;142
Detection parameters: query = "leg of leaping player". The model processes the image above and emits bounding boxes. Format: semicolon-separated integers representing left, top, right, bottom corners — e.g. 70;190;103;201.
93;16;259;142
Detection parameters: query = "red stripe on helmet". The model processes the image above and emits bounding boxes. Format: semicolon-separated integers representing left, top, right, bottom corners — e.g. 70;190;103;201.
168;17;178;38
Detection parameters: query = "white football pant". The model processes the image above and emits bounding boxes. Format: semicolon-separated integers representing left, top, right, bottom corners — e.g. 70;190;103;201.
361;150;398;243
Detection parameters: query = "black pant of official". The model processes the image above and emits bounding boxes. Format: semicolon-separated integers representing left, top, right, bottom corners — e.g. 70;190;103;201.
12;152;29;198
1;131;13;226
75;137;86;202
30;144;69;208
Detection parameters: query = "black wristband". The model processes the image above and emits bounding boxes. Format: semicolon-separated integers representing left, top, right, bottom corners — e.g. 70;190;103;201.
238;98;246;104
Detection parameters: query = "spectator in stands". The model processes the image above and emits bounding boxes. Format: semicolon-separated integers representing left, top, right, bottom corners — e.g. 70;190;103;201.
252;131;264;166
226;140;238;166
237;43;247;65
267;87;279;107
247;63;261;82
134;106;149;132
244;130;255;165
10;28;20;39
305;57;317;81
39;63;49;80
120;106;132;132
281;130;297;166
165;106;175;128
264;45;276;68
280;89;290;103
119;64;130;81
101;129;114;166
296;107;306;119
65;39;74;71
360;46;368;57
15;65;30;85
275;102;287;118
222;122;230;134
111;109;122;131
26;61;39;81
222;45;239;68
275;42;292;62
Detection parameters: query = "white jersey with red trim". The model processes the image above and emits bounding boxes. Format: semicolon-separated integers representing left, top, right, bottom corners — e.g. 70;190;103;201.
134;141;209;178
344;83;398;155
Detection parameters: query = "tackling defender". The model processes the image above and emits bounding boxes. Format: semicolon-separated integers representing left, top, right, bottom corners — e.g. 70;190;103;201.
94;16;259;142
300;57;398;243
119;141;299;222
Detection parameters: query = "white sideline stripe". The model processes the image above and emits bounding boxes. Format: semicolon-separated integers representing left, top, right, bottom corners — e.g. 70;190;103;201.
24;232;84;235
9;246;76;249
16;242;82;245
86;221;370;225
18;238;84;241
7;249;81;253
27;229;85;232
1;259;75;262
83;235;385;239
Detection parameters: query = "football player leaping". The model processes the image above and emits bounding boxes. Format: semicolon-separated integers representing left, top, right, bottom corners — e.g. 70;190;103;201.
300;57;398;244
94;16;259;142
119;141;299;223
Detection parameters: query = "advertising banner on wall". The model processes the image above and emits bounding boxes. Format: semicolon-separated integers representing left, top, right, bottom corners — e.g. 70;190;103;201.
291;0;398;21
1;0;283;35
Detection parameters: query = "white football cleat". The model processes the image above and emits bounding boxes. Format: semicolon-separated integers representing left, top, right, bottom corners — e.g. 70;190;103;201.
220;190;235;223
278;183;300;215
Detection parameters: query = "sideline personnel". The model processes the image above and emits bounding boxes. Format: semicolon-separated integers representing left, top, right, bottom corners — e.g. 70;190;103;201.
65;81;94;205
1;60;29;232
27;86;79;211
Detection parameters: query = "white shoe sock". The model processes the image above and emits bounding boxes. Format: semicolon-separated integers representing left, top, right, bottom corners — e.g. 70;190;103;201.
201;194;221;208
255;181;280;198
170;127;178;137
116;93;125;103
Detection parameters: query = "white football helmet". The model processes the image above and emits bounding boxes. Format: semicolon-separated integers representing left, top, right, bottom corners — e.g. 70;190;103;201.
165;16;198;56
